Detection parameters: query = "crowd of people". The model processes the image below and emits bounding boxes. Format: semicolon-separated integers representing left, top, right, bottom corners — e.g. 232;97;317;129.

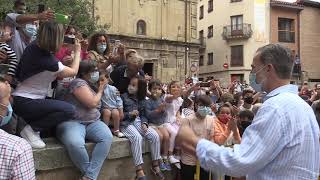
0;1;319;180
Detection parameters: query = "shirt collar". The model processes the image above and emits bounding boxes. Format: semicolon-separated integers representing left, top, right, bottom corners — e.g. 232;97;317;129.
264;84;298;101
124;69;128;78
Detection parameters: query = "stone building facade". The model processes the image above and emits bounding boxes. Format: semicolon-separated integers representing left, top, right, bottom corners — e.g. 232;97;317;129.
300;0;320;83
94;0;200;83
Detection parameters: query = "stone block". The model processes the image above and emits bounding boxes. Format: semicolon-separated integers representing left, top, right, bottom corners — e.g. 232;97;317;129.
34;138;177;180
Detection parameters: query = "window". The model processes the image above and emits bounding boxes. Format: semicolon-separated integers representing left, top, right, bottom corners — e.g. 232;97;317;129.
199;55;204;66
137;20;146;35
199;6;204;19
207;25;213;38
278;18;295;43
199;30;204;44
231;0;242;2
231;45;243;66
208;53;213;65
231;15;243;31
208;0;213;12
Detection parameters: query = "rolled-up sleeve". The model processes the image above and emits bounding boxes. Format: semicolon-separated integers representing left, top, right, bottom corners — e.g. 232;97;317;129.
196;105;287;177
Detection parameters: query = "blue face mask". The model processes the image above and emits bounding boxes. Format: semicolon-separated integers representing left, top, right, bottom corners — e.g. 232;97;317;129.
90;71;99;83
0;104;13;127
25;24;37;40
97;44;107;54
197;106;212;117
249;73;262;92
249;65;267;92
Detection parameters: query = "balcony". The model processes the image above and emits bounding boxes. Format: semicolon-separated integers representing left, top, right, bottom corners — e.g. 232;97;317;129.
222;23;253;41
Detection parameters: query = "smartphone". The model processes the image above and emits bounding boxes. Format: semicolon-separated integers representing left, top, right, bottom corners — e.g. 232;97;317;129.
112;40;121;55
38;4;45;13
200;82;210;87
55;13;70;24
63;36;75;44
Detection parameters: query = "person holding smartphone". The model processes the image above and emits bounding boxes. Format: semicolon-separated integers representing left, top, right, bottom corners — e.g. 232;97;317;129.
5;0;54;60
12;21;81;149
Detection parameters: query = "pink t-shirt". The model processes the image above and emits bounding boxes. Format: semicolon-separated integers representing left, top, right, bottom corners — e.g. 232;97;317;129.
55;47;89;62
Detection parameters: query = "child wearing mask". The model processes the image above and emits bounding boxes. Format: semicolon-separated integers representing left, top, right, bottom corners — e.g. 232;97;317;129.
100;72;124;138
0;22;18;84
0;77;13;128
213;104;241;146
181;97;195;118
164;81;183;169
238;110;254;137
180;95;214;180
240;89;254;112
145;79;172;171
121;76;164;180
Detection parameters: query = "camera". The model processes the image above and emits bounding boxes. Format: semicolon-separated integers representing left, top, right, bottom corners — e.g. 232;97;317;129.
63;35;75;44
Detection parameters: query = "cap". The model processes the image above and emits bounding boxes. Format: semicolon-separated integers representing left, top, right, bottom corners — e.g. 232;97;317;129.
14;0;26;7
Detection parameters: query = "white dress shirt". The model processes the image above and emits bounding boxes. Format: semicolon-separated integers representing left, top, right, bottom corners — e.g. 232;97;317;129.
196;84;320;180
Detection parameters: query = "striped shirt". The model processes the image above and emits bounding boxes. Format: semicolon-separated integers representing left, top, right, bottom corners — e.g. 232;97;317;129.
0;43;18;76
196;84;320;180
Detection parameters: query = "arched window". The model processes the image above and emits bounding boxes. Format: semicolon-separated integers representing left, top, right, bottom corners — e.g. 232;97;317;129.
137;20;146;35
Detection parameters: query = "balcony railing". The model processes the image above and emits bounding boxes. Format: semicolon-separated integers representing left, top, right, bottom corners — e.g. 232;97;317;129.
222;23;253;41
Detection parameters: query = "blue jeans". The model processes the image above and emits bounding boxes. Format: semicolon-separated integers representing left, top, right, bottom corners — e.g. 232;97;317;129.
56;120;113;180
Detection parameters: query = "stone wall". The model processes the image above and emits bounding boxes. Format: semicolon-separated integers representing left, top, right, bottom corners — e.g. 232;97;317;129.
34;138;177;180
108;34;200;83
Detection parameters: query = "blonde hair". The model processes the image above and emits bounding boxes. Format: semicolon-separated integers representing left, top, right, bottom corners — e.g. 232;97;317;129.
128;53;145;67
37;21;64;53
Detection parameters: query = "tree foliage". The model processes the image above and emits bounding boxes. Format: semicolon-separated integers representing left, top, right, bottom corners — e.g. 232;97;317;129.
0;0;108;35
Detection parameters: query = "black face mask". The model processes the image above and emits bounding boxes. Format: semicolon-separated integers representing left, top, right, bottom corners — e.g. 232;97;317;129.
240;121;251;130
244;96;253;104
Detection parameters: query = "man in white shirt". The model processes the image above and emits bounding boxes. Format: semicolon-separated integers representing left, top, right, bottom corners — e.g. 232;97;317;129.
176;44;320;180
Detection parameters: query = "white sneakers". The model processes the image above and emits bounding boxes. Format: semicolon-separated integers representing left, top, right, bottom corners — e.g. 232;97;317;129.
20;125;46;149
169;155;181;169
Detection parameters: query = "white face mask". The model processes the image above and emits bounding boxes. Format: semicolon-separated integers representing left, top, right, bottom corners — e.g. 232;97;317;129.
25;24;38;40
89;71;99;83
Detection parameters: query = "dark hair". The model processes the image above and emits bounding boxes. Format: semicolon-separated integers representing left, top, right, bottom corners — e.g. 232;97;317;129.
65;26;76;35
77;61;96;79
0;22;10;29
217;103;232;114
195;95;212;107
137;77;147;101
256;44;293;79
88;32;110;55
148;79;162;91
14;0;25;8
239;110;254;121
182;97;193;109
0;76;6;83
242;89;254;97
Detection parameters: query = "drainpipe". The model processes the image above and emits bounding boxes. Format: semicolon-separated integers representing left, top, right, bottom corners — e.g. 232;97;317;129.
184;0;188;77
297;8;302;82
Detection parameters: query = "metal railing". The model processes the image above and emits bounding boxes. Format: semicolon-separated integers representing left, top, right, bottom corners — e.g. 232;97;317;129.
222;23;253;40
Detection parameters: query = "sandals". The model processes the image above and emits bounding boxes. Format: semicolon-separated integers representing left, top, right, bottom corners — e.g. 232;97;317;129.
150;165;165;180
113;130;125;138
135;169;148;180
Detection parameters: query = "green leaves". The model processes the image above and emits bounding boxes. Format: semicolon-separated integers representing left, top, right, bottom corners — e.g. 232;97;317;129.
0;0;106;35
